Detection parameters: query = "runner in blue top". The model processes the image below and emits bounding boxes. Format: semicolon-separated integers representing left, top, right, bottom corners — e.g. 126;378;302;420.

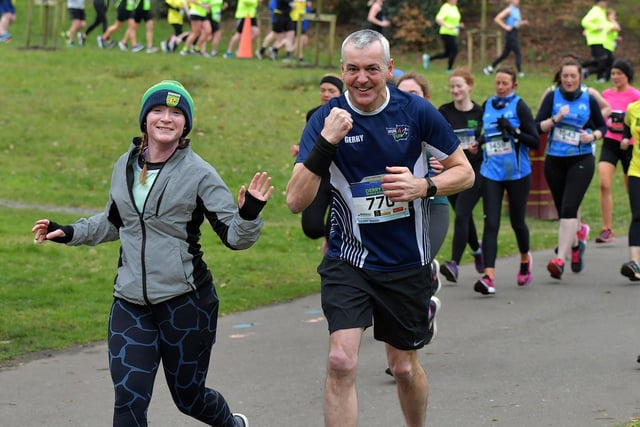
286;29;474;427
536;58;607;280
483;0;529;76
475;66;539;296
367;0;390;36
0;0;16;42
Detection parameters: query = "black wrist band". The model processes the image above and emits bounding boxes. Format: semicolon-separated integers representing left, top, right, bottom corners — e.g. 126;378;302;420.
239;191;267;221
303;135;337;176
47;221;74;244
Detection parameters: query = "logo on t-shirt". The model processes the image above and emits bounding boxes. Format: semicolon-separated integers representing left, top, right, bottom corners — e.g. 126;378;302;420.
386;124;409;141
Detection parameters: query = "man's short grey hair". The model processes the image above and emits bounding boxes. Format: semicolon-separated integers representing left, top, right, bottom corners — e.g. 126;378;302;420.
341;30;391;67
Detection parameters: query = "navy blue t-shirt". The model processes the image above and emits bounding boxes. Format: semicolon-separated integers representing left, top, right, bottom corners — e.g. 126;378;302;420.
297;85;459;272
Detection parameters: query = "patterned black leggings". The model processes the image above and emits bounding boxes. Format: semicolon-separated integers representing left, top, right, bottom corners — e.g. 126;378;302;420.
108;285;236;427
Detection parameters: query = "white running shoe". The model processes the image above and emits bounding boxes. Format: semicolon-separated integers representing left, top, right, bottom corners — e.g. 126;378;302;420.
233;413;249;427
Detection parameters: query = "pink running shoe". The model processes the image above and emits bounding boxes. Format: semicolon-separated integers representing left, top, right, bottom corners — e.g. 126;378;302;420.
474;275;495;295
517;253;533;286
595;228;614;243
577;223;590;245
547;258;564;279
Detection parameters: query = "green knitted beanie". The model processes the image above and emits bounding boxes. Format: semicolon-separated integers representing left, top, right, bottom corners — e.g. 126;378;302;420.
139;80;194;135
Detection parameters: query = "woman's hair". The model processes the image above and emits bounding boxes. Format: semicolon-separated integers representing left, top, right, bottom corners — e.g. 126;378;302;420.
552;58;583;86
495;66;518;83
449;67;474;87
396;72;431;98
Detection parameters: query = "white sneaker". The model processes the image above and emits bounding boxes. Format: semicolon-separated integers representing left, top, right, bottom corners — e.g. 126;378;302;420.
422;53;430;70
428;296;441;340
483;65;494;75
430;259;442;296
233;413;249;427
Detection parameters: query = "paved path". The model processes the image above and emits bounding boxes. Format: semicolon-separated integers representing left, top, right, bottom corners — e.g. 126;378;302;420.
1;237;639;427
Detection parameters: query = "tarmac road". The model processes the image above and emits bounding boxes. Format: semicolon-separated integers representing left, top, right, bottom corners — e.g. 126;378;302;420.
1;237;639;426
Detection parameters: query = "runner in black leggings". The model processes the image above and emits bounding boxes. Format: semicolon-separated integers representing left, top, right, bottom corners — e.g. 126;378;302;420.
536;59;607;279
482;0;528;77
438;68;484;283
85;0;110;38
423;0;464;71
474;67;539;296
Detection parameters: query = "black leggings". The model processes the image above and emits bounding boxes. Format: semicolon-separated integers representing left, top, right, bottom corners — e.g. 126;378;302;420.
447;173;483;263
543;154;594;219
85;0;109;35
491;29;521;72
482;176;531;269
430;34;458;70
628;176;640;247
108;285;237;427
583;44;610;80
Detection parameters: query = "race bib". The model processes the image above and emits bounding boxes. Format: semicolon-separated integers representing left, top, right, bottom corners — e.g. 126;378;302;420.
454;128;475;150
485;133;513;156
350;175;410;224
553;124;581;146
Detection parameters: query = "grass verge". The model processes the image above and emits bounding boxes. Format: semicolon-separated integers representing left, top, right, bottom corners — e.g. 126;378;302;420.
0;4;631;366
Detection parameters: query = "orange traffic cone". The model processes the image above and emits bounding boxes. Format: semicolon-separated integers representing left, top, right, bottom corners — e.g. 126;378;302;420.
237;14;253;59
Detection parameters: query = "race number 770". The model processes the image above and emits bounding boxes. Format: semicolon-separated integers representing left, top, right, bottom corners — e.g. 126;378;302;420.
366;195;394;210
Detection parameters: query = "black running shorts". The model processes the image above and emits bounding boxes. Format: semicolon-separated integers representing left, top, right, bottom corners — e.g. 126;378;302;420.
318;257;432;351
599;137;632;174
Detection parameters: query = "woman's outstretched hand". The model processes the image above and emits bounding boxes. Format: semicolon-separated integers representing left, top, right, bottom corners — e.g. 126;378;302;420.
31;219;65;243
238;172;274;208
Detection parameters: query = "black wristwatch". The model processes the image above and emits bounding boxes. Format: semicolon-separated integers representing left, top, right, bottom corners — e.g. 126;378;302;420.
425;176;437;197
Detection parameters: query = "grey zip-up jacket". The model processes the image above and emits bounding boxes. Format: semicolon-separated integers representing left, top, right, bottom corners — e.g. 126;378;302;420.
65;138;264;305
